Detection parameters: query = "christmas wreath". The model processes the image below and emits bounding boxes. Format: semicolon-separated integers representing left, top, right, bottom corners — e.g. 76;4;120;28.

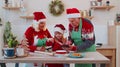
49;0;64;16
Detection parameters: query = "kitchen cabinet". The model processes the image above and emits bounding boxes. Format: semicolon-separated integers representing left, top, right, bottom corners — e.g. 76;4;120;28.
2;6;21;10
20;16;34;19
96;45;116;67
108;24;120;67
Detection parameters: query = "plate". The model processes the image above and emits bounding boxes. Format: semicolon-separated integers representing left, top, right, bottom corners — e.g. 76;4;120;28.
55;50;67;54
16;54;28;58
4;55;16;59
68;53;85;58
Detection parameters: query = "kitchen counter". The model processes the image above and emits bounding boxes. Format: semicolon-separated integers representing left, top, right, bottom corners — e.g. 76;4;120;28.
0;52;110;67
96;45;116;50
96;45;116;67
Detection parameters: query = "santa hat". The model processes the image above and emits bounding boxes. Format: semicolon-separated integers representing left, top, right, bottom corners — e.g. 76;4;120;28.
32;12;46;32
33;12;46;22
66;8;81;18
54;24;66;34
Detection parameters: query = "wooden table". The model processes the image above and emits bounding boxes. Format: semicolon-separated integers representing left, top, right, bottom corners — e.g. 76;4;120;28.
0;52;110;67
96;45;116;67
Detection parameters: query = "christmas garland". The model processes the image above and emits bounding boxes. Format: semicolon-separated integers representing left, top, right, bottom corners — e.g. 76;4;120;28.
49;0;64;16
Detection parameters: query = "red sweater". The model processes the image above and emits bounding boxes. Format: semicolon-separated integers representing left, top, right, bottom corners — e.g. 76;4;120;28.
46;39;65;67
68;18;95;51
24;26;52;52
46;39;63;51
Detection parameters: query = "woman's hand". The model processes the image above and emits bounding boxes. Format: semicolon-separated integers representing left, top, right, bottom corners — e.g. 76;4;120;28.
21;35;30;51
36;46;46;51
21;35;28;46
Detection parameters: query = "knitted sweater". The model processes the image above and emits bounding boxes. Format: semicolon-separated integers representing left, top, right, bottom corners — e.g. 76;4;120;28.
24;26;52;52
68;18;95;51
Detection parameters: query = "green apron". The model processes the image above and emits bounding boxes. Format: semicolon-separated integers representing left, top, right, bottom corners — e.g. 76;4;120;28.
71;19;96;67
37;38;47;47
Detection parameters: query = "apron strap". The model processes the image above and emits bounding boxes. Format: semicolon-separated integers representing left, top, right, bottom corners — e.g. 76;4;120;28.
73;18;82;31
78;18;82;31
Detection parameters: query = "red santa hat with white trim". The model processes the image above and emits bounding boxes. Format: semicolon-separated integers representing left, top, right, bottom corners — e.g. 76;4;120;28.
32;12;46;31
54;24;66;34
66;8;81;18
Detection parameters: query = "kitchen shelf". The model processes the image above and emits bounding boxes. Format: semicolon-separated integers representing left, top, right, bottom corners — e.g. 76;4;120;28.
20;16;34;19
2;6;21;10
114;22;120;25
84;16;94;20
91;5;114;10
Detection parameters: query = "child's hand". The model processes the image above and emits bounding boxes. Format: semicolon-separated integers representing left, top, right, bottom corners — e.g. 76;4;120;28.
65;41;72;45
47;38;54;43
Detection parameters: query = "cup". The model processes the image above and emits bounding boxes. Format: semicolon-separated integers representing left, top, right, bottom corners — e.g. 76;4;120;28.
97;2;102;6
16;47;25;56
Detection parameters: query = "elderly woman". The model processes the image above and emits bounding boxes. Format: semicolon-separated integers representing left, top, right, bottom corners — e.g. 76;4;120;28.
21;12;52;67
65;8;96;67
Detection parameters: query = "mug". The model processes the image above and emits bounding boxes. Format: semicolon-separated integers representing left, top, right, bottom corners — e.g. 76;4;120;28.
16;47;25;56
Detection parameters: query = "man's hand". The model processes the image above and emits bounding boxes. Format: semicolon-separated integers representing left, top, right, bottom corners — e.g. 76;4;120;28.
65;41;72;45
62;44;75;53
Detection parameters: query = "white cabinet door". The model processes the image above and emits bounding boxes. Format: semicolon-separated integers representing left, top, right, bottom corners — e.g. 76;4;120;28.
116;26;120;67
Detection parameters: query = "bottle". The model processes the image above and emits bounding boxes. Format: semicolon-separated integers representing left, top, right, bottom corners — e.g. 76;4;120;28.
89;9;91;16
16;0;20;7
5;0;9;7
106;1;110;6
20;7;26;16
20;0;24;7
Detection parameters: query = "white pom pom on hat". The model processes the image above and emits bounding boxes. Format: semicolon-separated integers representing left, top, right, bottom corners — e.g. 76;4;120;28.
54;24;66;34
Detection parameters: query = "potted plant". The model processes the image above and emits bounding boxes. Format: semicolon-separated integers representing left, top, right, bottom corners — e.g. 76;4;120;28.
3;21;19;58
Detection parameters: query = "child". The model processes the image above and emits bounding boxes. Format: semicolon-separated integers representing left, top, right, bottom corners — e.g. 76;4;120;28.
45;24;66;67
45;24;76;67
